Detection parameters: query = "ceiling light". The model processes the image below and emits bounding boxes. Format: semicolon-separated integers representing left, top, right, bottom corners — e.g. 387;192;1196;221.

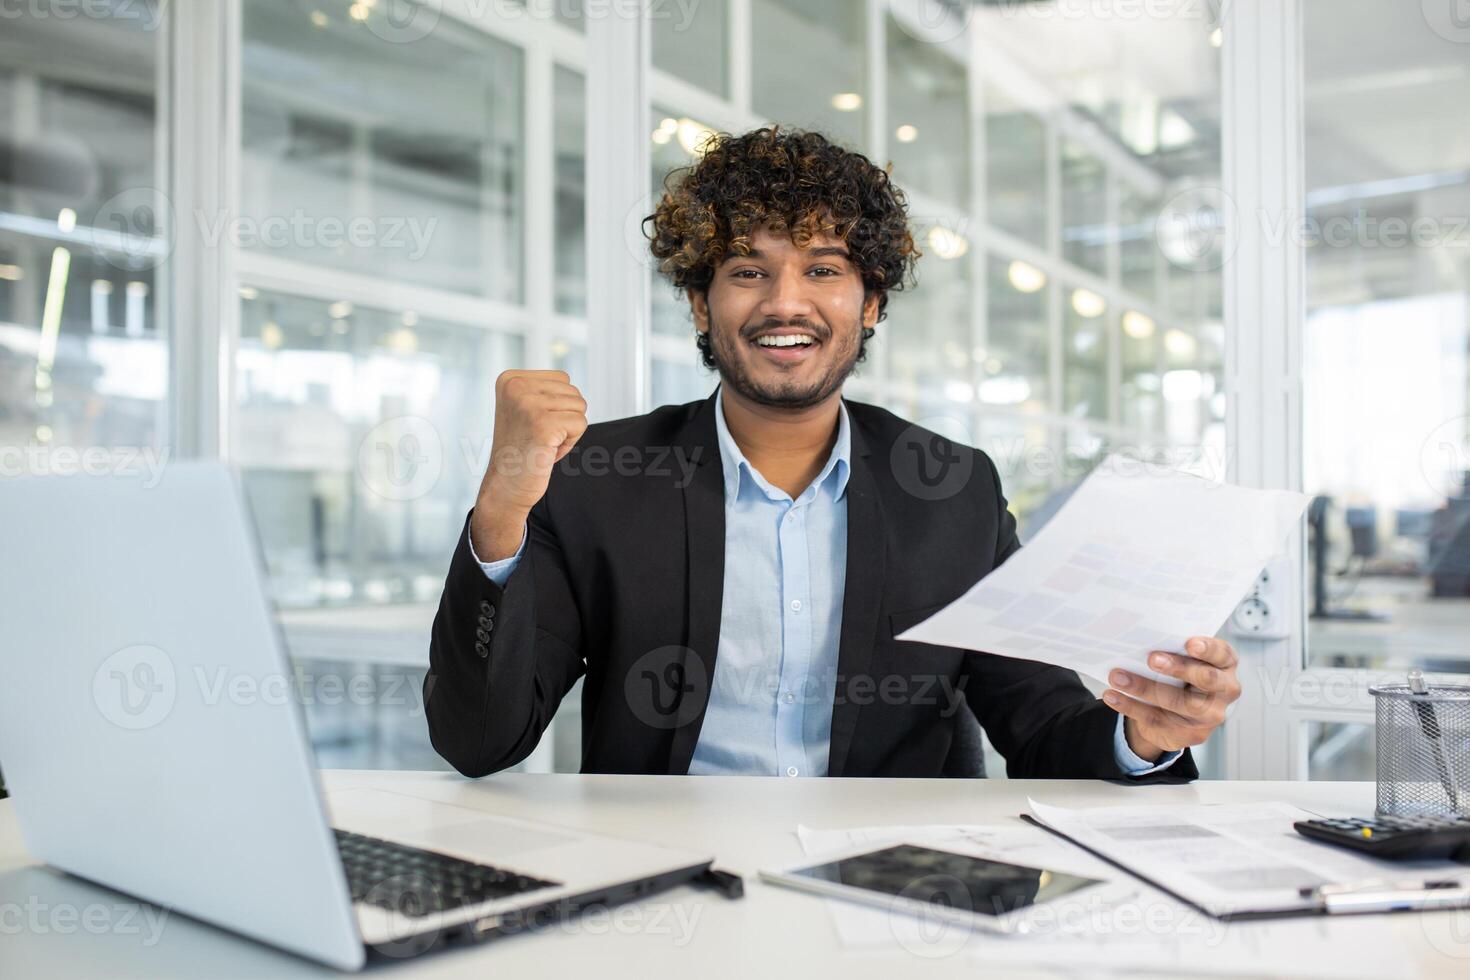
1159;111;1196;150
926;225;969;260
384;328;418;354
1070;287;1106;318
652;117;677;145
676;118;716;156
1007;260;1046;293
894;124;918;143
1165;329;1197;357
37;246;71;376
1122;310;1156;340
831;93;862;112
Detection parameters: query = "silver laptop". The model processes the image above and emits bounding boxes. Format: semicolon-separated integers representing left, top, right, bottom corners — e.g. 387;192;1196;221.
0;462;713;970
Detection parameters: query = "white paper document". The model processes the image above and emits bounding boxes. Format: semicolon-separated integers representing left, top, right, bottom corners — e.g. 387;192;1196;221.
897;455;1311;686
1026;798;1455;918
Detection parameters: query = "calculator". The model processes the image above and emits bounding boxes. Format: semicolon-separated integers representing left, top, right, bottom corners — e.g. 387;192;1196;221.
1294;814;1470;860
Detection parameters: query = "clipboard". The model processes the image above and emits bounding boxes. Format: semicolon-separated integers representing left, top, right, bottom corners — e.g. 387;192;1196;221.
1019;813;1470;921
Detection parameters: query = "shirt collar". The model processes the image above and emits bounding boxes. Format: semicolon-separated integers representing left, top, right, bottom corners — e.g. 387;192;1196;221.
714;385;851;503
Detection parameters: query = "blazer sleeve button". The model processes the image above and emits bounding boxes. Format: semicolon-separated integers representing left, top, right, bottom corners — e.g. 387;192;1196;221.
474;641;488;658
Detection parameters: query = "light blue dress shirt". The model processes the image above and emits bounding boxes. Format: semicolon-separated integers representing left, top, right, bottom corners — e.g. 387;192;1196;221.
470;388;1179;777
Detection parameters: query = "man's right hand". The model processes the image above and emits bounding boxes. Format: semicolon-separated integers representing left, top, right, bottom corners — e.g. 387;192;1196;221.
470;369;588;562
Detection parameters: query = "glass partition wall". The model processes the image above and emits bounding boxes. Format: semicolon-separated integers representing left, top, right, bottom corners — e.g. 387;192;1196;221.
2;0;1231;775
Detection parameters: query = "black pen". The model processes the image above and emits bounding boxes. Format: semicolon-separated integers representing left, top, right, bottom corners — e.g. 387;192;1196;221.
1408;670;1459;811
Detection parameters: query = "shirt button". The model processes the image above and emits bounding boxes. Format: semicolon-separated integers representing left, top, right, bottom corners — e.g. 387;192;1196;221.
782;692;795;704
786;766;799;777
790;599;802;612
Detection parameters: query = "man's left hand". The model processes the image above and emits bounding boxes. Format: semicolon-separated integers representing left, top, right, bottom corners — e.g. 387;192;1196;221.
1104;637;1241;762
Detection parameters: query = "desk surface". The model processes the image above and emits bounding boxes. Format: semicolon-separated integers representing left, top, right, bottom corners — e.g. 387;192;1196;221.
3;772;1468;978
1309;592;1470;669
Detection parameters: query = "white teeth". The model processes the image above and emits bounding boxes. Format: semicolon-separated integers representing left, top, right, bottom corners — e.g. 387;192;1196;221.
755;334;815;348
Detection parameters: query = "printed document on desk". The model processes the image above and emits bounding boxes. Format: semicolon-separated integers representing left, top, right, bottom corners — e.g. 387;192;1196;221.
896;455;1310;686
1027;799;1456;918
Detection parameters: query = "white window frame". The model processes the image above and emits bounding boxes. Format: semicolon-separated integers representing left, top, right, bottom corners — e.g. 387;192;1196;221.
1218;0;1470;780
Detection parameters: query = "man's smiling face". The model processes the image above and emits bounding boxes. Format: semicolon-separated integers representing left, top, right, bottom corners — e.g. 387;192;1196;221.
690;224;880;410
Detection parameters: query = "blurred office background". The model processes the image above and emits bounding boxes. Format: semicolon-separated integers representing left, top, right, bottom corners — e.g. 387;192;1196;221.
1;0;1466;781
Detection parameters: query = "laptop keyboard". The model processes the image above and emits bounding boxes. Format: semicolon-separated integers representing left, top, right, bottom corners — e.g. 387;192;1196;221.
334;829;560;918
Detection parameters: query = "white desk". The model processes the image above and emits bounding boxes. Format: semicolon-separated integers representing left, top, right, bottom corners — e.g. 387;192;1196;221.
1309;593;1470;669
2;772;1467;978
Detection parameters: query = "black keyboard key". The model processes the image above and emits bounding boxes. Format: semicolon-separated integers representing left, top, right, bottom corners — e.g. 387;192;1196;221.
333;829;560;918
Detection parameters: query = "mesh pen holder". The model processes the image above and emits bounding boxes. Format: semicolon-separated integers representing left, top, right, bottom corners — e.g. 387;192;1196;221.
1370;679;1470;818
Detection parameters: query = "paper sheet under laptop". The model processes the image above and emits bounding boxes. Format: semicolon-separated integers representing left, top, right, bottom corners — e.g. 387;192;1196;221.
897;455;1310;687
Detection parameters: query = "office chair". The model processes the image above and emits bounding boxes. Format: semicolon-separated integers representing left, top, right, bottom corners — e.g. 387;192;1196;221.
1344;506;1379;564
941;703;987;779
1309;496;1388;621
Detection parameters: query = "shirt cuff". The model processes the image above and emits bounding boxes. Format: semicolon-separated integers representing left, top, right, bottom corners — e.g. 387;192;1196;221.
466;513;526;587
1113;714;1183;776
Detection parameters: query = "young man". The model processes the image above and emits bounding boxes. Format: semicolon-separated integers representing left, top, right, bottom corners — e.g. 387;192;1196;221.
425;127;1238;780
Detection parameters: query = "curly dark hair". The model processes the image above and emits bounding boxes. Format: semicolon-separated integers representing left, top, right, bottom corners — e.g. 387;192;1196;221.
643;126;921;370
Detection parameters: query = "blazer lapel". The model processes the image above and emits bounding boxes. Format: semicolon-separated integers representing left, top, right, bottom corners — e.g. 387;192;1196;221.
827;415;886;777
668;392;725;774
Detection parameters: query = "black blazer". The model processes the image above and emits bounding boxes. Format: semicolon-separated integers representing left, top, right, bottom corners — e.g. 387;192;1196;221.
425;391;1196;781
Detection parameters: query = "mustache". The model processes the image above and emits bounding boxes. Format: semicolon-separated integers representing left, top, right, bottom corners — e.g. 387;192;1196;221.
740;319;828;342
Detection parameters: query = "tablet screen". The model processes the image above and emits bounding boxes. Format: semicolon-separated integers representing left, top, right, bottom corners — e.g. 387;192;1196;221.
791;843;1102;916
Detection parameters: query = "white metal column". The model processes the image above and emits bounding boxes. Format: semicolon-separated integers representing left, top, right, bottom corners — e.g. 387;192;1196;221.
584;6;650;420
865;0;891;393
968;27;988;446
524;38;555;370
1220;0;1307;779
168;0;241;460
